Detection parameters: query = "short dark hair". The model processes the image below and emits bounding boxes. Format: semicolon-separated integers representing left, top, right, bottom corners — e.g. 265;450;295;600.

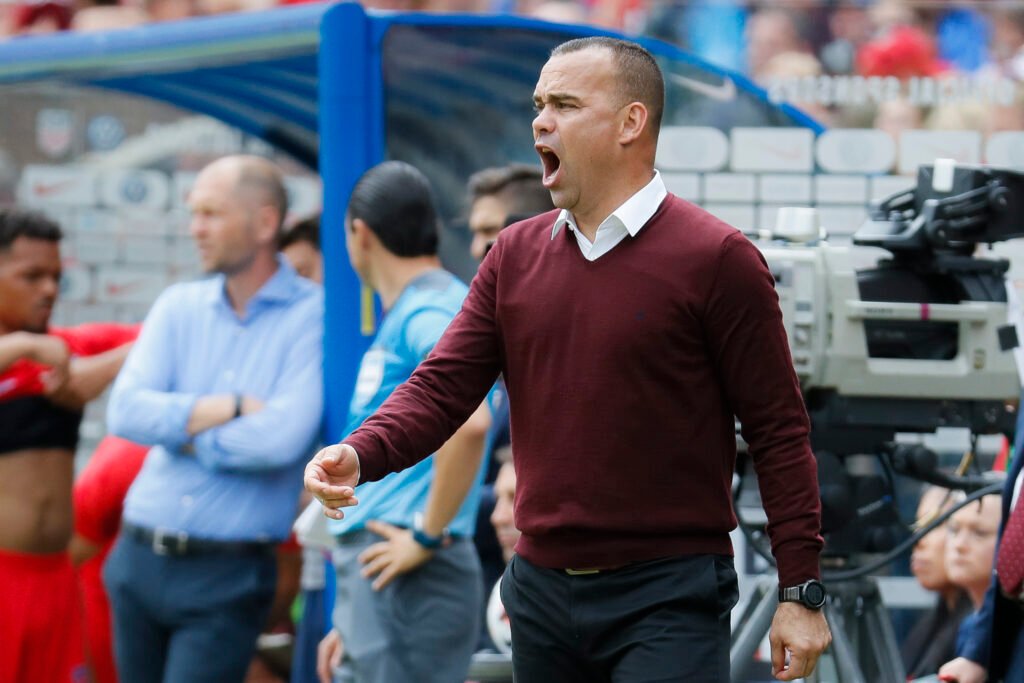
0;208;62;252
348;161;438;258
236;157;289;233
278;214;320;252
550;37;664;137
467;164;554;218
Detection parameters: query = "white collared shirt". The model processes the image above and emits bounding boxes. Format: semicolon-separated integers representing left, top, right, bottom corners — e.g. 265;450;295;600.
550;170;668;261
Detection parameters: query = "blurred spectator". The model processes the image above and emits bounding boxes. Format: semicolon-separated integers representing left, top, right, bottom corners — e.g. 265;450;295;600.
901;485;972;679
940;492;1005;683
70;436;149;683
939;423;1024;683
987;2;1024;80
71;0;147;31
745;8;811;84
480;446;516;653
868;0;918;35
643;0;747;72
922;3;992;74
463;162;550;653
530;0;587;25
820;0;873;75
104;155;324;682
858;24;947;80
315;160;491;683
145;0;198;22
0;208;136;683
489;448;518;564
279;213;323;283
9;0;72;35
466;163;553;261
946;493;1002;611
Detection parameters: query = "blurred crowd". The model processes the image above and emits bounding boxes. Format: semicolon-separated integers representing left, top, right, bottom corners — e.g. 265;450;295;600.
4;0;1024;140
1;0;1022;83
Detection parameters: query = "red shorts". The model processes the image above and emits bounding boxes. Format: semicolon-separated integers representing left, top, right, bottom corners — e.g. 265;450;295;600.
0;549;87;683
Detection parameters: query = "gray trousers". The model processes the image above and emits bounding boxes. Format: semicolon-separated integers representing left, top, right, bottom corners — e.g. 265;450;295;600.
332;530;482;683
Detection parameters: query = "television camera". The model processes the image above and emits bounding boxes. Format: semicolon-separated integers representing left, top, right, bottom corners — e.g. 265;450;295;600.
750;161;1024;558
731;162;1023;682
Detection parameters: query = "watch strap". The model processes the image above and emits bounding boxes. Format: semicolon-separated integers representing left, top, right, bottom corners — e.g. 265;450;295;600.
779;585;802;603
778;580;826;609
411;527;444;550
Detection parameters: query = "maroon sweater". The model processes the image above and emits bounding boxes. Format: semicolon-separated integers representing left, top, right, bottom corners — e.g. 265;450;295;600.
348;194;823;585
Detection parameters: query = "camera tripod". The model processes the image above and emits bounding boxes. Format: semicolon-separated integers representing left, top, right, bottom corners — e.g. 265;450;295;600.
730;575;905;683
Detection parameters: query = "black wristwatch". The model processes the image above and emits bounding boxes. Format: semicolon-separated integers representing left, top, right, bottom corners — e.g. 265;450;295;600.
779;580;827;610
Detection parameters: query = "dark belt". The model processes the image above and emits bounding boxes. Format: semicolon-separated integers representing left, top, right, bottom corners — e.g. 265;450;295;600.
123;522;275;557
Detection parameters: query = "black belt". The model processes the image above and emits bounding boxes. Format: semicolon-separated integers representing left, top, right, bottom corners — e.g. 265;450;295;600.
123;523;275;557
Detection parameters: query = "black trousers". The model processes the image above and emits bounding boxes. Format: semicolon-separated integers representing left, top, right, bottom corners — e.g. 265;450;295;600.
500;553;738;683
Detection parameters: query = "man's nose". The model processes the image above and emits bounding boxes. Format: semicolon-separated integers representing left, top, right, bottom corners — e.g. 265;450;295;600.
532;107;552;137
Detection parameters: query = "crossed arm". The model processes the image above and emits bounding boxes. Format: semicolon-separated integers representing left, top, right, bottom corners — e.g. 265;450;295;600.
108;291;323;470
0;330;134;409
0;331;69;373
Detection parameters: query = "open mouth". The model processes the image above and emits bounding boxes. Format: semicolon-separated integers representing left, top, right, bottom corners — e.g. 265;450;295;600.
536;145;561;187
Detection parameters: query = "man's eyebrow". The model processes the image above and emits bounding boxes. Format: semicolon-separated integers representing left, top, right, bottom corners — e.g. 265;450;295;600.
534;92;583;105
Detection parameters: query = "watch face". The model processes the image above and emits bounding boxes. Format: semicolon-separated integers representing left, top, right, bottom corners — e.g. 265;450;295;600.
805;582;826;607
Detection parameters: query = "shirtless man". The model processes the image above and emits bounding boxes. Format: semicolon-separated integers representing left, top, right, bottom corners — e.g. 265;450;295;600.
0;208;136;683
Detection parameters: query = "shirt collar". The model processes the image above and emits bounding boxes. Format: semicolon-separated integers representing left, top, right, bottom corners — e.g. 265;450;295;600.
206;255;301;309
551;170;667;240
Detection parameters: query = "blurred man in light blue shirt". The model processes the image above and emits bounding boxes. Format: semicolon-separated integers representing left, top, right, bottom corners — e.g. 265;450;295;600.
311;161;490;683
104;155;323;683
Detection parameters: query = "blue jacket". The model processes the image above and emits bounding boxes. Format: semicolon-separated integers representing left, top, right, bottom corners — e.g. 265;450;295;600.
957;410;1024;681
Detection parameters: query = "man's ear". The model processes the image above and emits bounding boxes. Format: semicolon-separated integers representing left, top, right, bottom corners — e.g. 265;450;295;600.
256;204;282;246
619;102;649;145
351;217;374;251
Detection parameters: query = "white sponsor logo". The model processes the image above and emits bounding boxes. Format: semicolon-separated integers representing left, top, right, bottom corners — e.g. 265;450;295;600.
670;73;737;103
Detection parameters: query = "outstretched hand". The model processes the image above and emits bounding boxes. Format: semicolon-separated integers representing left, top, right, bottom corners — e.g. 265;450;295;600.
769;602;831;681
304;444;360;520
